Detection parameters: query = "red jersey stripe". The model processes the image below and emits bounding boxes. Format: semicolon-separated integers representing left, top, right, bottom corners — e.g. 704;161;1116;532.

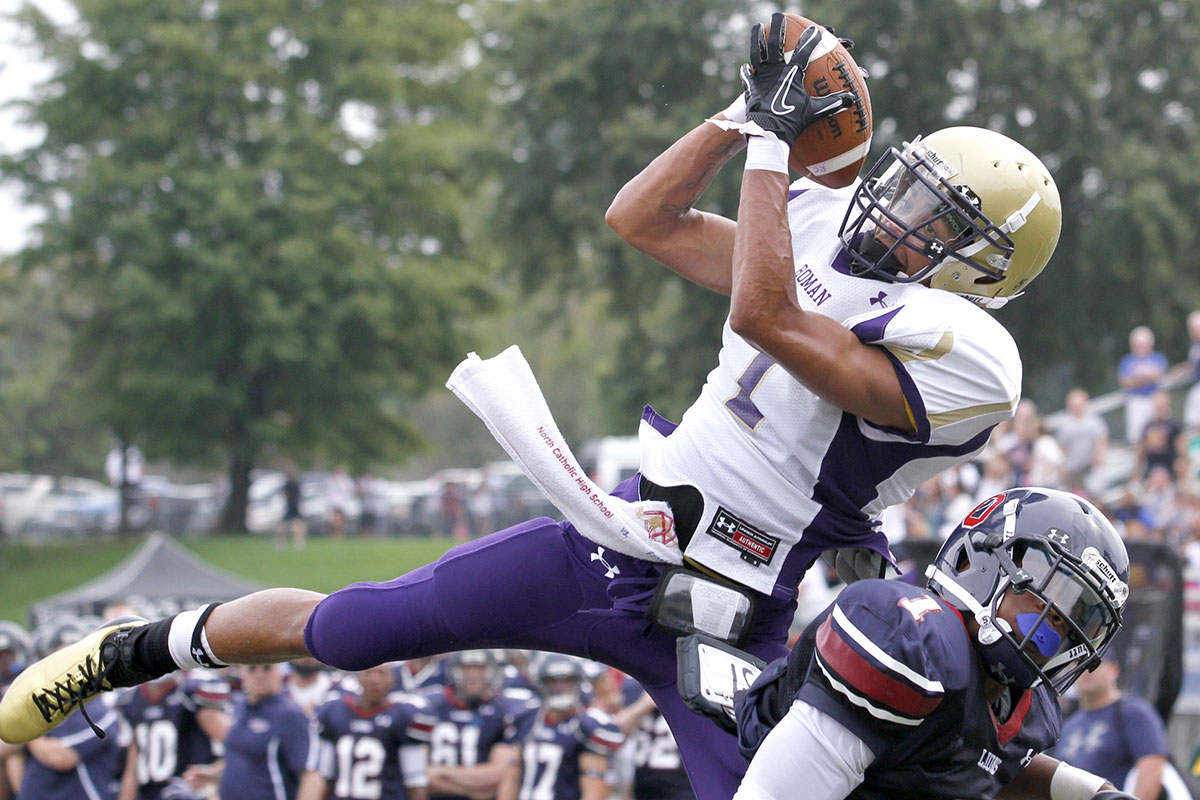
816;616;942;719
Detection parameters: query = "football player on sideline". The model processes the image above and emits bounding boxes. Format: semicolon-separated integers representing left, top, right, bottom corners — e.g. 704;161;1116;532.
498;656;624;800
702;488;1133;800
2;14;1063;800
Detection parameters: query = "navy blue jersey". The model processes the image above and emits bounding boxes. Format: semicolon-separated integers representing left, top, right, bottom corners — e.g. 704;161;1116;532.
19;704;123;800
620;678;694;800
219;690;318;800
1052;696;1170;789
789;580;1062;800
315;692;428;800
517;708;624;800
393;659;449;693
417;687;538;800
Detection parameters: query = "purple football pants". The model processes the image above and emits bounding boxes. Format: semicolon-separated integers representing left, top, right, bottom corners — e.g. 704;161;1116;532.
304;481;797;799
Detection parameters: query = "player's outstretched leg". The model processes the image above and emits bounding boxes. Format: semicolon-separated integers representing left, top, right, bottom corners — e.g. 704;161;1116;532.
0;588;323;744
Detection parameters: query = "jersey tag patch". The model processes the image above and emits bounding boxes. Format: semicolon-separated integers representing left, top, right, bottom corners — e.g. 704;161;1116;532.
706;507;779;566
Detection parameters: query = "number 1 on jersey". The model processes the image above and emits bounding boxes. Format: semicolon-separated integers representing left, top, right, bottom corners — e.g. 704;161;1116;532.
725;352;775;430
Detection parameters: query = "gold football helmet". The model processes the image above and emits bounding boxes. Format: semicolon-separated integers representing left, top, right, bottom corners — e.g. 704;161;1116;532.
839;126;1062;308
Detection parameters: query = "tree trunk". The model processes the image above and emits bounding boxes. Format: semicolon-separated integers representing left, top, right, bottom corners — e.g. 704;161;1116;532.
220;454;252;533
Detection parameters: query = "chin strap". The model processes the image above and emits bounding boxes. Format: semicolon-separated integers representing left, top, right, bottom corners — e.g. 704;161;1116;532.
925;565;1010;644
926;565;1041;689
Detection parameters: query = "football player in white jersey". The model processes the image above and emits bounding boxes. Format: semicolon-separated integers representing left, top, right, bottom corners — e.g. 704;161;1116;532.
2;16;1063;800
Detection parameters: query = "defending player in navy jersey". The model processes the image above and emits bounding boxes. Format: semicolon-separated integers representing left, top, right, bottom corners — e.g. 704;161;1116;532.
304;664;430;800
3;14;1067;800
615;678;694;800
716;488;1133;800
499;656;624;800
116;671;230;800
420;650;538;800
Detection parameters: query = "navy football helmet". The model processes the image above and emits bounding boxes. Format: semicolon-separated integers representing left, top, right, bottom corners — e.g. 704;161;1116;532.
926;487;1128;693
0;621;32;682
535;655;585;712
447;649;502;706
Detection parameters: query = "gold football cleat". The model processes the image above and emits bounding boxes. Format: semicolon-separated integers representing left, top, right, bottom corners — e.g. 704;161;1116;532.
0;618;148;744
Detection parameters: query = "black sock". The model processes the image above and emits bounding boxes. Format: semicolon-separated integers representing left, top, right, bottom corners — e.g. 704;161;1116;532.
129;617;177;677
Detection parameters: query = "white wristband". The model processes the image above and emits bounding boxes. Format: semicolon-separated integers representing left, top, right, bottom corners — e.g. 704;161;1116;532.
744;135;790;175
1049;763;1108;800
720;93;748;124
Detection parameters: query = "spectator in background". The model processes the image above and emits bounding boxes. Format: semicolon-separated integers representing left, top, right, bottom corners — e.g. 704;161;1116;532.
1053;388;1109;493
998;399;1064;488
1052;656;1190;800
14;706;123;800
105;442;145;490
324;467;355;540
1184;311;1200;429
285;659;336;716
184;663;322;800
1136;390;1183;482
1120;326;1168;443
280;468;307;550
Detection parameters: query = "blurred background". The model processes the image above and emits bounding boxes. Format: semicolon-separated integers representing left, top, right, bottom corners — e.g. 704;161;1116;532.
3;0;1200;795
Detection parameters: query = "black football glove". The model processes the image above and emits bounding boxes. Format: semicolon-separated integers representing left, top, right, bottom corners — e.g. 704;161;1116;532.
739;13;856;147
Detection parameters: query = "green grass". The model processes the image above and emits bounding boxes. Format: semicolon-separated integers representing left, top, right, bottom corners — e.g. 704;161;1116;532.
0;534;460;626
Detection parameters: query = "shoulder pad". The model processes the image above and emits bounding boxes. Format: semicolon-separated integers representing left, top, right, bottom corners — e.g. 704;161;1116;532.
577;708;625;754
813;581;970;726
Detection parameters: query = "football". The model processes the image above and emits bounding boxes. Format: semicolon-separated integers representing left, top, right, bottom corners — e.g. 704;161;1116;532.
774;13;873;188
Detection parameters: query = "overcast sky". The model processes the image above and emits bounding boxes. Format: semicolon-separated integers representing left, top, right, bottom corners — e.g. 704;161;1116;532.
0;0;74;254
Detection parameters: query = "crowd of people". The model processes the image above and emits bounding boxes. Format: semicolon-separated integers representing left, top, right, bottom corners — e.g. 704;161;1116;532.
0;608;693;800
884;319;1200;574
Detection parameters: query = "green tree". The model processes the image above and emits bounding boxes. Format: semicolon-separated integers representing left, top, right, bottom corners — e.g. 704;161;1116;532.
478;0;749;434
804;0;1200;404
5;0;490;529
0;259;109;478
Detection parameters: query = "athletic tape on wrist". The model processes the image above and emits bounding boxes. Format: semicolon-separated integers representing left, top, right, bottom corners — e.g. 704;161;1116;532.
1050;762;1108;800
744;135;790;175
720;94;748;124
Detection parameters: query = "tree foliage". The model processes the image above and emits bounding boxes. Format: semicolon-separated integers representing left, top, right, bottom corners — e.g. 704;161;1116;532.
5;0;490;526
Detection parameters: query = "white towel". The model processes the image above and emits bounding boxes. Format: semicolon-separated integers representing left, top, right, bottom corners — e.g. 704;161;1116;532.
446;345;683;565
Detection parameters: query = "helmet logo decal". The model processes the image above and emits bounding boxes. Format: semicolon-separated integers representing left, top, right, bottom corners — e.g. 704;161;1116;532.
1046;529;1071;549
964;493;1005;527
1081;546;1129;608
953;184;982;214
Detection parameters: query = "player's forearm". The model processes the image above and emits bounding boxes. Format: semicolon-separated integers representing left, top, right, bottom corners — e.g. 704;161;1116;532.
606;120;743;294
607;118;744;239
998;754;1116;800
295;769;329;800
429;765;508;798
25;737;79;771
729;164;796;341
1130;755;1167;800
197;706;231;742
612;693;658;736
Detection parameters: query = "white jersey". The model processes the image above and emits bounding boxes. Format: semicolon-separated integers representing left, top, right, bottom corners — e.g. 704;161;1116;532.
638;181;1021;597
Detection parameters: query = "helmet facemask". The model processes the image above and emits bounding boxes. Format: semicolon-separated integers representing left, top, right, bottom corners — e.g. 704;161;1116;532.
537;656;585;713
841;137;1018;293
929;529;1126;693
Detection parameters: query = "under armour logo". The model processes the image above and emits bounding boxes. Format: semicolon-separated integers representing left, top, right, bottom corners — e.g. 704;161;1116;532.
192;646;212;667
590;547;621;579
988;661;1008;681
870;291;888;306
715;517;738;535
